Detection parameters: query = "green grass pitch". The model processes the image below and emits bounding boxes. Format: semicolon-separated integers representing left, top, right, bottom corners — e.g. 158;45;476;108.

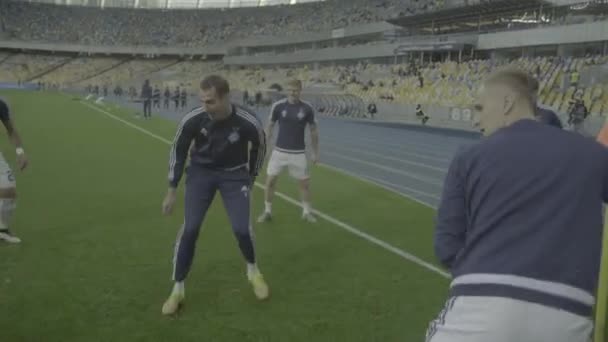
0;90;451;341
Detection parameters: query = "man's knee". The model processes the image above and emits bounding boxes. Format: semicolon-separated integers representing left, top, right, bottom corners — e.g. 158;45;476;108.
180;223;202;244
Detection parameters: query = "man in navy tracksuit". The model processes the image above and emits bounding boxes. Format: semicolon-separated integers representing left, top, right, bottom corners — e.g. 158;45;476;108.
426;69;608;342
160;75;268;316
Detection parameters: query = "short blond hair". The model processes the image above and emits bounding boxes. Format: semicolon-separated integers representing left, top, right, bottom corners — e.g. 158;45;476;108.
286;79;302;89
484;68;535;108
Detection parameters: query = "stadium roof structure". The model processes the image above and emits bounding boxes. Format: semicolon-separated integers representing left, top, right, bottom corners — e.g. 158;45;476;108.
387;0;551;30
13;0;325;9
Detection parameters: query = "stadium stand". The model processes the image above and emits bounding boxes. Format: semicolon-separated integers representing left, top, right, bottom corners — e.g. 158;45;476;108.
0;53;70;84
0;0;445;47
0;0;606;133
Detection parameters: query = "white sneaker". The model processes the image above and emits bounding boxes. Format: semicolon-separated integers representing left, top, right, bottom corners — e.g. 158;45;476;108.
161;290;185;316
247;269;270;300
302;212;317;223
257;211;272;223
0;230;21;244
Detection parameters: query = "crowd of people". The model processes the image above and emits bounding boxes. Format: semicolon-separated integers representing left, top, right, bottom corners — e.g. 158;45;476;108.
210;55;607;118
0;0;444;47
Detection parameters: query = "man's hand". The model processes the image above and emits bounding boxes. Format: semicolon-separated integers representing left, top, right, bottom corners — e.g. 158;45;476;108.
162;188;177;216
16;153;28;171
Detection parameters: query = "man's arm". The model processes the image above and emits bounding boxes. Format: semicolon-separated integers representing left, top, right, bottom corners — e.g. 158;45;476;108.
0;101;27;171
434;153;467;270
265;101;280;151
309;123;319;164
3;119;23;152
266;121;275;151
167;110;200;189
305;103;319;163
248;115;267;182
163;109;200;215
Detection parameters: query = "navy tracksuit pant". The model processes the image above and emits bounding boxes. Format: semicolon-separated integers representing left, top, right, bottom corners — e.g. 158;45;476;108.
172;165;255;282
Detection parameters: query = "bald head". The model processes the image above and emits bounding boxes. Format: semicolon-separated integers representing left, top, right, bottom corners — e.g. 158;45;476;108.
474;68;537;136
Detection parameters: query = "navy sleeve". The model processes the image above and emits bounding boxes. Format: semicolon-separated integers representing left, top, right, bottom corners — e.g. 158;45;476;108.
168;109;201;188
0;100;10;124
246;114;266;178
435;151;468;269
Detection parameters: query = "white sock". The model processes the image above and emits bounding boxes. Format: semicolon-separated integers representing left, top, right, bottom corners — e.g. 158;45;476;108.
0;198;16;230
302;201;311;215
173;281;184;295
247;263;258;276
264;201;272;214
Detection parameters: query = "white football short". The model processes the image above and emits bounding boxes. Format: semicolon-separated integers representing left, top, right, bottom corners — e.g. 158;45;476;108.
426;296;592;342
266;150;309;180
0;153;15;188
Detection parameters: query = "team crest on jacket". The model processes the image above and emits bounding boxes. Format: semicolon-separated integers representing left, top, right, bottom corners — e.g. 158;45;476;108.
200;127;208;136
228;128;240;144
281;110;287;118
297;110;305;120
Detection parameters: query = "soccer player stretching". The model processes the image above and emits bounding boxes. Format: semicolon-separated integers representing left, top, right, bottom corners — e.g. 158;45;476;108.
257;79;319;223
161;75;268;315
0;99;28;244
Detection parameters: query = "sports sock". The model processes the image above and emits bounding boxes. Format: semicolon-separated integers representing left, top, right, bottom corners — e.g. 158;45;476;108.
247;263;258;276
302;201;311;215
0;198;16;230
173;281;184;295
264;201;272;214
